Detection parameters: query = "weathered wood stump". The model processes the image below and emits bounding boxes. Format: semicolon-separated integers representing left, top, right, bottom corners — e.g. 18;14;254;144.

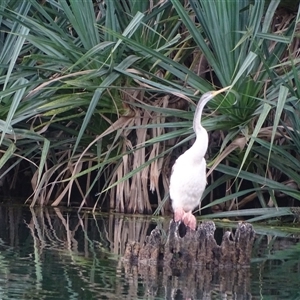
123;220;255;267
122;220;255;298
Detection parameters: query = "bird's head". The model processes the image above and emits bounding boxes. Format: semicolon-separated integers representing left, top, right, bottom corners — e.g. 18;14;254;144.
193;85;232;134
200;85;232;107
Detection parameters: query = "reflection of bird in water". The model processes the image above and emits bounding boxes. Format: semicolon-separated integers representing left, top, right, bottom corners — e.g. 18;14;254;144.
169;86;231;230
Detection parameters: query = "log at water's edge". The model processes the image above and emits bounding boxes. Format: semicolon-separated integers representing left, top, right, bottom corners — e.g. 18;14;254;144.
122;220;255;267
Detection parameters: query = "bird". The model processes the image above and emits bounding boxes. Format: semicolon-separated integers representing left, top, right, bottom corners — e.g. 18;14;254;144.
169;86;231;230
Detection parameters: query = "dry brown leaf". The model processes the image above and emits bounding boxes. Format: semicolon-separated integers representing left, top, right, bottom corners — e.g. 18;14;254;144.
207;136;247;177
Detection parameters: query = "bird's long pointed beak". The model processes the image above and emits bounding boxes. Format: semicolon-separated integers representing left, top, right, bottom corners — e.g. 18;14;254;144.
211;85;232;97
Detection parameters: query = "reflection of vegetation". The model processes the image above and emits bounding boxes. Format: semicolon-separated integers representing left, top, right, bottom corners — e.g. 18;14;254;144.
0;206;160;299
251;233;300;299
253;235;298;259
0;206;299;298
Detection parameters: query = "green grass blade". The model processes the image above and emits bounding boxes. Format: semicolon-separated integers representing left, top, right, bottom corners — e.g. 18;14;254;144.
237;103;271;177
0;142;16;169
0;78;28;145
72;55;141;155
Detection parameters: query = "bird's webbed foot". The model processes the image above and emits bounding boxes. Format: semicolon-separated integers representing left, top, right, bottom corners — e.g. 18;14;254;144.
173;207;185;222
182;211;197;230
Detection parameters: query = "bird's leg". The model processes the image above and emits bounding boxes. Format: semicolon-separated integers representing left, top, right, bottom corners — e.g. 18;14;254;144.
182;211;197;230
173;207;185;222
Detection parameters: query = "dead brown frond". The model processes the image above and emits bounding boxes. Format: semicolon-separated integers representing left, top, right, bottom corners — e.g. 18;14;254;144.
107;88;173;214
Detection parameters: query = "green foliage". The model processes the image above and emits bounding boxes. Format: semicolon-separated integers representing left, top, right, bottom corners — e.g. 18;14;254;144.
168;0;300;217
0;0;300;221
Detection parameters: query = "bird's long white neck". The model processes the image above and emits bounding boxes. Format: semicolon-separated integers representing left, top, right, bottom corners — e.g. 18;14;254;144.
193;99;207;134
190;128;208;159
188;96;211;159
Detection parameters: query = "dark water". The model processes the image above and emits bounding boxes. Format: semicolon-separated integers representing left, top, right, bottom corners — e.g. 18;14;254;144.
0;206;299;299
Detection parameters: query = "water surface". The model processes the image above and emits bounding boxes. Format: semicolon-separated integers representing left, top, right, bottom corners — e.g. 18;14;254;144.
0;206;299;299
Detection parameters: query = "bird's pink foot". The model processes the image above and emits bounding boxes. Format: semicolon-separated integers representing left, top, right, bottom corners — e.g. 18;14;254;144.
174;207;185;222
182;211;197;230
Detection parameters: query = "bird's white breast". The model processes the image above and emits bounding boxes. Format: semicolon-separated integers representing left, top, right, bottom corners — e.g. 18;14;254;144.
169;147;207;213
